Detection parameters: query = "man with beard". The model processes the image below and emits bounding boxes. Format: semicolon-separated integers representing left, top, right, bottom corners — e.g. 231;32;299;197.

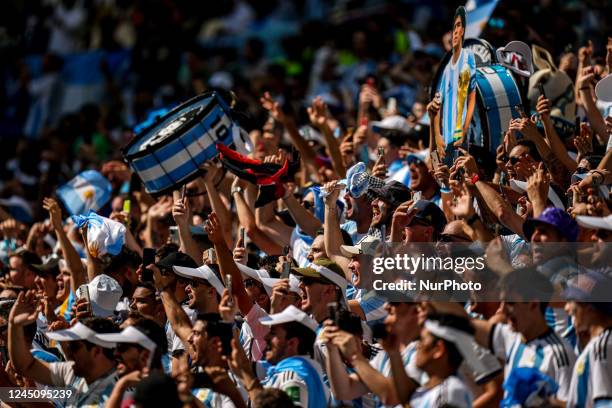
149;252;224;363
229;305;328;407
575;214;612;271
471;268;576;406
186;313;247;407
9;292;119;408
104;248;141;309
97;317;168;408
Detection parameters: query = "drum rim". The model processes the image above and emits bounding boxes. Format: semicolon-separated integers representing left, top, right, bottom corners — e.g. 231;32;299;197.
121;91;224;160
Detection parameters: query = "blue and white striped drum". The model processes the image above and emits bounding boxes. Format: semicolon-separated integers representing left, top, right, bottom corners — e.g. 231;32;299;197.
468;64;522;154
123;92;237;195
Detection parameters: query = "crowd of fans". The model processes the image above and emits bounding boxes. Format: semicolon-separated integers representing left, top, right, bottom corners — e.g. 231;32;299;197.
1;0;612;407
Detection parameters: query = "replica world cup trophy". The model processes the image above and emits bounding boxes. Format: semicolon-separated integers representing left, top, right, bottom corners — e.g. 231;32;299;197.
454;68;471;142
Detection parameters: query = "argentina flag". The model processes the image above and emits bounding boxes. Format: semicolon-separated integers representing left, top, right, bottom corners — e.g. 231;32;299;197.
57;170;112;216
465;0;500;38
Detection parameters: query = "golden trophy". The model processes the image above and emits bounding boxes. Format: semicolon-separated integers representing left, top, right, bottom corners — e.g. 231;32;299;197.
454;68;471;141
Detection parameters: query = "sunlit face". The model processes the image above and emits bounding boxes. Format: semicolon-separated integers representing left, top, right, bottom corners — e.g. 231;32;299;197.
187;320;208;365
307;235;326;263
409;161;433;192
264;325;292;364
348;256;361;286
185;279;214;310
114;343;148;375
130;287;158;317
500;299;537;335
56;268;71;302
530;225;566;263
384;302;419;337
507;146;537;181
451;15;464;49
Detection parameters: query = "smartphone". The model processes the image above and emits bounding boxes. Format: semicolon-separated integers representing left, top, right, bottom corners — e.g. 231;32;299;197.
377;147;385;159
180;184;187;201
575;117;581;136
169;226;180;245
123;199;131;214
327;302;338;325
208;248;216;264
238;227;245;248
142;247;156;282
209;321;233;356
514;105;526;118
225;274;233;306
431;150;441;169
78;284;92;314
412;191;422;204
538;82;546;99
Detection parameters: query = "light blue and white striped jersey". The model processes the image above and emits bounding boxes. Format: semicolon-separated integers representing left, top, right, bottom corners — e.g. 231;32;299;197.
438;48;476;146
346;286;388;323
369;341;426;407
491;323;576;402
192;388;236;408
409;375;473;408
566;328;612;408
341;221;368;244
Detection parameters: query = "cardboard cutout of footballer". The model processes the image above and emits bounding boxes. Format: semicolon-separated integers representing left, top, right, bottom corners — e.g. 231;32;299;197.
437;6;476;160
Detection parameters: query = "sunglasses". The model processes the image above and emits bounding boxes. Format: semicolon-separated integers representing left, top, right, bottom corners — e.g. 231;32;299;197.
300;277;323;286
407;218;431;228
244;278;259;288
439;233;471;242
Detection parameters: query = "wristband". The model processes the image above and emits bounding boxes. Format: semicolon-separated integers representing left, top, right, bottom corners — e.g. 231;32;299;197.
440;187;452;194
470;174;480;184
579;86;592;91
231;187;243;196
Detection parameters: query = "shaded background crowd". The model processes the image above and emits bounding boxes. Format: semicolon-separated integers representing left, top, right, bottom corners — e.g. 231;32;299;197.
1;0;612;408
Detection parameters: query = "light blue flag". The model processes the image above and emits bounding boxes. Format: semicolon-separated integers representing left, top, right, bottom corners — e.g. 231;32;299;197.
465;0;500;38
57;170;112;216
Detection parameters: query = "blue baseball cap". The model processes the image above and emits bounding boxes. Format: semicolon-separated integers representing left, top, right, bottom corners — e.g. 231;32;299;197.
523;207;578;242
562;270;612;313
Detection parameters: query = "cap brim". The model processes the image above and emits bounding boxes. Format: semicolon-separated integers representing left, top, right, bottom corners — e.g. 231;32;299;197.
561;286;590;301
523;218;560;241
46;323;116;348
291;267;321;279
576;215;612;231
172;265;203;280
96;326;156;351
340;245;360;258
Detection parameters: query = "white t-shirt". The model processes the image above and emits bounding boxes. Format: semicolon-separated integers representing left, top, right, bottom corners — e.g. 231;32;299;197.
567;328;612;408
409;375;473;408
491;323;576;402
48;362;117;408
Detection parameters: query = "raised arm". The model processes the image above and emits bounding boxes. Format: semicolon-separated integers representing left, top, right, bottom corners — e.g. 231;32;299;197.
260;92;320;178
282;186;322;239
578;67;609;145
172;193;203;267
308;97;346;178
8;291;53;385
205;212;253;316
201;164;233;248
231;178;282;255
44;198;87;292
152;266;193;345
536;95;577;172
322;181;350;274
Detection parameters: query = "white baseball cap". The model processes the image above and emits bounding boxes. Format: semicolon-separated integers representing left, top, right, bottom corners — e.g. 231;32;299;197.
595;74;612;102
371;115;411;134
260;274;301;297
46;322;116;348
258;305;318;332
509;179;565;210
576;214;612;231
172;265;225;295
77;274;123;318
340;235;381;258
96;325;157;352
236;263;270;283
